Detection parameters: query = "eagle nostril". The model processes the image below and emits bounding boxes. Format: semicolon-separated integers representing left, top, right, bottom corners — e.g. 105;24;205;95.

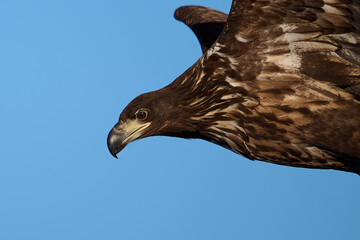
114;122;124;131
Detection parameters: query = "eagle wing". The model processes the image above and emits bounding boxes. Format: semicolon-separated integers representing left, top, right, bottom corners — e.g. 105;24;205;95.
211;0;360;97
174;6;228;53
194;0;360;171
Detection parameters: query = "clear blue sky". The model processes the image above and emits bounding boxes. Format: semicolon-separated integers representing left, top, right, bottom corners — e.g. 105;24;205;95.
1;0;359;239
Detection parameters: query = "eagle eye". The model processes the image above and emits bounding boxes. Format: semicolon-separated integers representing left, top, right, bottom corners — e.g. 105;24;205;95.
135;109;148;120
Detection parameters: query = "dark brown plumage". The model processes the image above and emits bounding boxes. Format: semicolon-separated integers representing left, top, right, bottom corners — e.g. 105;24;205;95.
107;0;360;174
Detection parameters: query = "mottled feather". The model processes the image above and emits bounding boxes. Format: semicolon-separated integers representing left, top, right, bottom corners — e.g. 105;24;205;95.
108;0;360;174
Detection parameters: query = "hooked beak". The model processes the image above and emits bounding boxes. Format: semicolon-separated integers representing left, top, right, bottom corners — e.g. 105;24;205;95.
107;123;126;158
107;121;151;158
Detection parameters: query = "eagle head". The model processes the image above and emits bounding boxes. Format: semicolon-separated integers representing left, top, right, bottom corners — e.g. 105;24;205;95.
107;87;200;158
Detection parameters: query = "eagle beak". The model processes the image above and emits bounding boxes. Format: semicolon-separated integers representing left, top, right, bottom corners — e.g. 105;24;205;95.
107;120;151;158
107;122;126;158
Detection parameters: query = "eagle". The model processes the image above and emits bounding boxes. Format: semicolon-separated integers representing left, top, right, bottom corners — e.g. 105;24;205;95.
107;0;360;174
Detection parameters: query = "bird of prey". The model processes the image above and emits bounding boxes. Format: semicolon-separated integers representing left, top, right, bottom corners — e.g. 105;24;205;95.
108;0;360;174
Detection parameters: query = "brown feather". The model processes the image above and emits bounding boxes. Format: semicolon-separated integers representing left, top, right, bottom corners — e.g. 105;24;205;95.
109;0;360;174
174;6;228;53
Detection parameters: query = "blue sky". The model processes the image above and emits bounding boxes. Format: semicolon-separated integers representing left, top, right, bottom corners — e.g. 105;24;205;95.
1;0;359;239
